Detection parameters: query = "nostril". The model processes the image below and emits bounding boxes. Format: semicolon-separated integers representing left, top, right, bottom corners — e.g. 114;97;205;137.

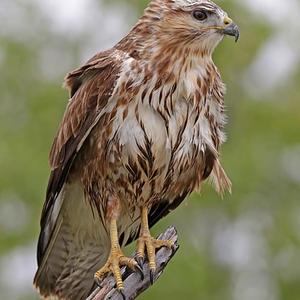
224;17;232;26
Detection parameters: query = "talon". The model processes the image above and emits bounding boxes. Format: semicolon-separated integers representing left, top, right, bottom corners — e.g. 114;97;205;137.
119;288;126;300
150;268;155;285
136;256;144;268
94;275;103;288
135;264;144;280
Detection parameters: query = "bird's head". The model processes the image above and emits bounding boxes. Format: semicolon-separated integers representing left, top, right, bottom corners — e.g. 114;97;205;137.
139;0;239;56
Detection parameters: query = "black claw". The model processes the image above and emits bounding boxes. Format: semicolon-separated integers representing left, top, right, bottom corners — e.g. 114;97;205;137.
136;256;144;269
135;264;144;281
150;269;155;285
119;289;126;300
94;277;103;288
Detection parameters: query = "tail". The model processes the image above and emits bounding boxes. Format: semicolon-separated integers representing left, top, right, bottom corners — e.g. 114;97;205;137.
34;183;110;300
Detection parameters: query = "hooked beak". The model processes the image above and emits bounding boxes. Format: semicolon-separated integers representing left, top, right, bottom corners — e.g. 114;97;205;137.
223;22;240;42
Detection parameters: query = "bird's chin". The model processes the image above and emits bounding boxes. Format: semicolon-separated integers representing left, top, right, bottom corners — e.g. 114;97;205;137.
203;34;224;52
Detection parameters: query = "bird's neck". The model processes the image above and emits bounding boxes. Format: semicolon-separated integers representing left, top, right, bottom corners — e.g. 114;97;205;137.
117;32;214;84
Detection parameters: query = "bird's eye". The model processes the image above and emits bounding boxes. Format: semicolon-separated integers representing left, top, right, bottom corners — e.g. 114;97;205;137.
193;10;207;21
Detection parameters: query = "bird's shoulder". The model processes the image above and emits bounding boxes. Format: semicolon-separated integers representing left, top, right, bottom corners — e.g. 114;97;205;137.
63;48;128;97
49;49;126;168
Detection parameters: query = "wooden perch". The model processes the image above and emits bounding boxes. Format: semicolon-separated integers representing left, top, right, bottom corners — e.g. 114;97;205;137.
86;226;179;300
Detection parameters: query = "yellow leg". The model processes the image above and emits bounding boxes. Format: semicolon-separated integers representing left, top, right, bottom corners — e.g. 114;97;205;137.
94;218;142;294
136;207;174;283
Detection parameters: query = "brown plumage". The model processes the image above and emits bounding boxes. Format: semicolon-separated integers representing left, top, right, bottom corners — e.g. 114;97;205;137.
34;0;239;299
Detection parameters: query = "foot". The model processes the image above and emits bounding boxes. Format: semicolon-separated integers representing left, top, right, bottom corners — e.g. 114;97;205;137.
136;232;174;284
94;216;143;297
94;248;143;292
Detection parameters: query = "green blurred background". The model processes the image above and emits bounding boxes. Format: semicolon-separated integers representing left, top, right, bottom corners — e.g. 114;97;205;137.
0;0;300;299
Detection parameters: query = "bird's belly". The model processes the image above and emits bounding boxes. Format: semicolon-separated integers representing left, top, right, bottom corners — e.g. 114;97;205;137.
108;100;206;209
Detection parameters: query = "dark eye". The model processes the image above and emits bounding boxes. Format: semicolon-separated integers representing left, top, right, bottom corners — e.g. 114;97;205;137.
193;10;207;21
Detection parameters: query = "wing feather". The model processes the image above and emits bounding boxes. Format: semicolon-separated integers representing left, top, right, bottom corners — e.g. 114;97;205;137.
37;49;124;264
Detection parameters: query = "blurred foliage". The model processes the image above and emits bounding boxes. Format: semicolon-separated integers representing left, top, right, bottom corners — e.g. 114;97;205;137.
0;0;300;300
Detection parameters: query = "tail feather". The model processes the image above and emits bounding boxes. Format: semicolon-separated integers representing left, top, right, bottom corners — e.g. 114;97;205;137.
34;182;109;300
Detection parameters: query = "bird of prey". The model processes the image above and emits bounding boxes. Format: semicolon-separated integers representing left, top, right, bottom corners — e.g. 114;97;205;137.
34;0;239;299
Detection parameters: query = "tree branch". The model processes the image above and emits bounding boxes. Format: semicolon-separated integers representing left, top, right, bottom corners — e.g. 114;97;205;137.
86;226;179;300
